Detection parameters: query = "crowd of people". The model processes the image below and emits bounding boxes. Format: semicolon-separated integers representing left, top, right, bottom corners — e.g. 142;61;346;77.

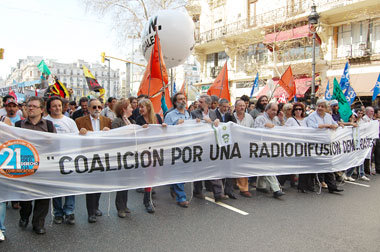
0;92;379;241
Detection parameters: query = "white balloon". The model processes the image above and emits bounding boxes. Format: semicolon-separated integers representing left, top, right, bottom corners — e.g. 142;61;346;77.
141;10;195;69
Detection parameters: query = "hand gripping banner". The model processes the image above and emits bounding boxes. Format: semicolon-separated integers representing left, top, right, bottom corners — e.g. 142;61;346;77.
0;120;378;202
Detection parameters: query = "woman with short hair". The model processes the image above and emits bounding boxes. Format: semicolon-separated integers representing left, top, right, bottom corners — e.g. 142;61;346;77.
111;99;135;218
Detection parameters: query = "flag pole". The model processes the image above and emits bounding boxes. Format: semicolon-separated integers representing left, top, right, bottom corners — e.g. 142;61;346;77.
155;28;166;98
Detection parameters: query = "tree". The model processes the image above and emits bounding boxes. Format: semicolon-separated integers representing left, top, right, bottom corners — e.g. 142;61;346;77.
83;0;187;45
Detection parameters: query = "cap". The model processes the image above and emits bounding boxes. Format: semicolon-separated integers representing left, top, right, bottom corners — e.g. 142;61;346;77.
330;100;338;106
4;98;17;106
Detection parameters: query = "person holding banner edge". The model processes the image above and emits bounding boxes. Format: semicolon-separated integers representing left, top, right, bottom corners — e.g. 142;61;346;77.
0;114;12;241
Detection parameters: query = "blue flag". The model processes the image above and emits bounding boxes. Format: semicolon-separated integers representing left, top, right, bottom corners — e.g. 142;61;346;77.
372;73;380;101
344;86;356;105
173;82;177;94
250;73;259;98
339;62;350;92
325;81;331;101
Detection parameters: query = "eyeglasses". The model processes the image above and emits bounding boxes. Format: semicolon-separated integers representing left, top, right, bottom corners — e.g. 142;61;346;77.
27;105;41;109
294;108;303;111
92;106;102;110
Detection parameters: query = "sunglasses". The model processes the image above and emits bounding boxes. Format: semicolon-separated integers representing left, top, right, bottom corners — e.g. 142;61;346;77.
294;108;303;111
92;106;102;110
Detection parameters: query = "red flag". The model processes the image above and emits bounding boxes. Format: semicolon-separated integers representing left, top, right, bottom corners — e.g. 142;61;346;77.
8;88;17;102
138;32;171;113
278;93;287;103
278;66;296;100
207;62;230;101
50;76;70;98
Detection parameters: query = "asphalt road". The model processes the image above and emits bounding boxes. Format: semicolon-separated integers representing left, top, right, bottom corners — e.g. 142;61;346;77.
1;176;380;252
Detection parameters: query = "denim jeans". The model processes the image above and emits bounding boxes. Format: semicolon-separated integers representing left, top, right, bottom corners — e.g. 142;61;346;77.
0;202;6;233
346;164;365;177
53;196;75;216
171;183;187;203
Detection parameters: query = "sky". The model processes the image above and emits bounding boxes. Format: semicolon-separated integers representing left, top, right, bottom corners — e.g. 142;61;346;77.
0;0;134;80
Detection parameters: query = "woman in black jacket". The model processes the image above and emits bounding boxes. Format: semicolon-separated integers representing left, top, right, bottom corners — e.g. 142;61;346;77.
111;99;134;218
135;98;166;213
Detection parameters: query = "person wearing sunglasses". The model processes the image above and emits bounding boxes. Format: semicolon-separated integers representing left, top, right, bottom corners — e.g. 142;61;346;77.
75;98;111;223
285;103;313;193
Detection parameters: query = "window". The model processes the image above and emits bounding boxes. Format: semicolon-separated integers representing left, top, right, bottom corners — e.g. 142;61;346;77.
247;0;257;27
337;20;374;58
206;51;227;77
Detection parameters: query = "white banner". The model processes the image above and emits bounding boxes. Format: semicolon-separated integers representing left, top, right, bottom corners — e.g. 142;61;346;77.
0;120;378;202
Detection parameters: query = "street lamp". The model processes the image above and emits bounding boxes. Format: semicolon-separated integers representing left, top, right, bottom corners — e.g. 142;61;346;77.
308;4;320;106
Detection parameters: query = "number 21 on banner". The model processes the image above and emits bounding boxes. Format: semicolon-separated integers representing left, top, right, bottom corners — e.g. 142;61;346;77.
0;139;40;178
0;148;21;169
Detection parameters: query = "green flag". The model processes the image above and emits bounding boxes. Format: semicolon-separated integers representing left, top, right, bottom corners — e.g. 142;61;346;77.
37;60;51;77
332;77;352;122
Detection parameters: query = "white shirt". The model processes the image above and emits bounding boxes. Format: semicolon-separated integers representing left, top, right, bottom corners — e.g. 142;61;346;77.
254;112;281;128
285;117;307;127
90;116;100;132
306;111;338;128
44;115;79;134
362;115;372;123
234;112;254;128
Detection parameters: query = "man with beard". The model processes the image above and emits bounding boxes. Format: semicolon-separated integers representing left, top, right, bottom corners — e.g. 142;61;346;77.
249;95;268;120
75;98;111;222
164;92;191;207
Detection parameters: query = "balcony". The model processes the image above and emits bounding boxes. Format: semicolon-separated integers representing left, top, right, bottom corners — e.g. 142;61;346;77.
195;0;366;44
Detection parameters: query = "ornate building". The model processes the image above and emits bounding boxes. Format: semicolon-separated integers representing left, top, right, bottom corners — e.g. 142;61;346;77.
187;0;380;104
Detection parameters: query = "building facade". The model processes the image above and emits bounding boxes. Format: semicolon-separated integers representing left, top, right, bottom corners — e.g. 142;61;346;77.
187;0;380;105
3;56;120;99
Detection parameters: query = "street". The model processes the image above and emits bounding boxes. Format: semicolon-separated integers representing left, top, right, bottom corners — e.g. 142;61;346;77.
1;177;380;252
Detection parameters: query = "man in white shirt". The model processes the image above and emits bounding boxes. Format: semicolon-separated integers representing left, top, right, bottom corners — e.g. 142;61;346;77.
362;106;374;122
254;102;285;198
233;100;254;197
45;97;79;225
306;99;343;193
